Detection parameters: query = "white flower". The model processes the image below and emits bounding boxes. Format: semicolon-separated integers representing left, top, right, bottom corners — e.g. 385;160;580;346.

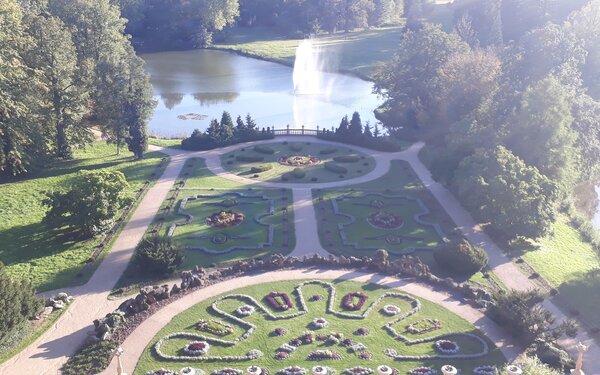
312;317;328;329
184;341;210;356
376;365;393;375
236;305;255;317
381;305;401;316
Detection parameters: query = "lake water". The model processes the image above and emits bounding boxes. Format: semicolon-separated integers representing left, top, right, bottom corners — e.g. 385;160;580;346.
142;50;381;137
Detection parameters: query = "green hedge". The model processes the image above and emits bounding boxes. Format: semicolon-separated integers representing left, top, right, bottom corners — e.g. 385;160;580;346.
319;148;338;155
291;168;306;179
433;239;488;276
254;145;275;154
62;340;117;375
333;155;360;163
250;164;273;173
236;155;265;162
324;162;348;174
290;143;303;152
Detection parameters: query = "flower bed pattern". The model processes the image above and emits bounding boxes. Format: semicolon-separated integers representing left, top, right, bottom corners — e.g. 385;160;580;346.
206;211;244;228
343;367;373;375
381;305;401;316
434;340;460;354
278;155;320;167
236;305;255;317
367;211;404;229
266;292;294;311
473;365;497;375
408;367;436;375
307;349;343;360
406;319;442;335
342;292;368;311
312;318;329;329
196;320;234;336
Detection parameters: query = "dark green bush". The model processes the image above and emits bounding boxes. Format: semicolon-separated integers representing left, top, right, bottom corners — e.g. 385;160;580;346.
135;236;184;274
324;162;348;174
290;143;303;152
254;145;275;154
291;168;306;179
311;177;318;182
433;239;488;276
226;160;234;165
333;155;360;163
62;340;117;375
250;164;272;173
236;155;264;162
319;148;338;155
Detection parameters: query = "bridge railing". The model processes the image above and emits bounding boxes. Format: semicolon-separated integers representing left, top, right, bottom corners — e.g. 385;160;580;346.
270;125;328;136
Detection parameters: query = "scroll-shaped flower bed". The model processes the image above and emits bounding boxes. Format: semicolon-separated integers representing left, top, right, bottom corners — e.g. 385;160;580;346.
342;292;368;311
266;292;294;311
434;339;459;354
381;305;401;316
408;367;436;375
307;349;343;361
206;211;244;228
184;341;210;356
367;211;403;229
278;155;320;167
196;320;234;336
406;319;442;334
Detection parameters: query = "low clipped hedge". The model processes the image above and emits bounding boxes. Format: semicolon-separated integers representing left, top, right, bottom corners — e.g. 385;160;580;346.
319;148;338;155
135;236;185;275
433;239;488;276
62;340;117;375
333;155;360;163
254;145;275;154
236;155;265;162
291;168;306;179
250;164;273;173
290;143;303;152
324;162;348;174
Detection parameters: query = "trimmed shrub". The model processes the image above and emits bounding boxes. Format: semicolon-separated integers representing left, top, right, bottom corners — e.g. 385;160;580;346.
324;162;348;174
135;236;185;274
290;143;303;152
236;155;264;162
226;160;234;165
319;148;338;155
311;177;318;182
292;168;306;179
62;340;117;375
433;239;488;276
333;155;360;163
254;145;275;154
250;164;273;173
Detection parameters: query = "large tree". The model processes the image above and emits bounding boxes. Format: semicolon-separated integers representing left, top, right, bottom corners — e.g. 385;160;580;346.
568;0;600;98
454;146;559;239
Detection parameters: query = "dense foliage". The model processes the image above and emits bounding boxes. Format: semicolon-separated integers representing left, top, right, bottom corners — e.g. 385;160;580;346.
0;262;43;344
0;0;154;177
182;112;273;150
135;236;185;274
433;239;488;276
43;170;132;238
374;1;600;240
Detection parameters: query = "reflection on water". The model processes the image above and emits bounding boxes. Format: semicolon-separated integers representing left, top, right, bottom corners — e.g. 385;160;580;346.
142;49;381;137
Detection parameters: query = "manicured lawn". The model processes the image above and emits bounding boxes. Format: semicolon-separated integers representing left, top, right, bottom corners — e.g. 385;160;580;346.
517;215;600;331
148;137;183;149
135;279;505;375
221;142;376;183
214;26;404;79
115;158;294;290
0;142;167;291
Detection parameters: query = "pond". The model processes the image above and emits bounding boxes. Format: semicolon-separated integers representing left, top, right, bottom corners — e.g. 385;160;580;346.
142;49;381;138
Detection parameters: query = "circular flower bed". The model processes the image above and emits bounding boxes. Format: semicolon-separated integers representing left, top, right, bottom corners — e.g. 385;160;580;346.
236;305;255;317
312;317;328;329
275;351;289;360
342;292;369;311
206;211;244;228
272;327;287;336
184;341;210;356
367;211;403;229
247;366;262;375
312;366;329;375
408;367;436;375
355;327;369;336
343;367;373;375
278;155;320;167
278;366;308;375
358;351;373;360
381;305;401;316
376;366;393;375
435;340;460;354
473;366;497;375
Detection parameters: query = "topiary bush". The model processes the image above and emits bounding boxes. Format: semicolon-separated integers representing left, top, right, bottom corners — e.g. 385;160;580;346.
254;145;275;154
290;143;303;152
61;340;117;375
319;148;338;155
324;162;348;174
135;236;185;275
291;168;306;179
236;155;264;162
250;164;273;173
433;239;488;276
333;155;360;163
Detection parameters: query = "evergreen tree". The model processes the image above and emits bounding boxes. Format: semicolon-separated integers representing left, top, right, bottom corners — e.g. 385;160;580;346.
363;121;373;137
207;119;220;140
337;115;350;136
245;113;257;130
373;123;381;138
236;115;246;131
219;111;234;141
349;112;364;137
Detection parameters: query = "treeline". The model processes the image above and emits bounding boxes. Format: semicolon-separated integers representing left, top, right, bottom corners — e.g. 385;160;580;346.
374;0;600;240
0;0;154;177
117;0;403;50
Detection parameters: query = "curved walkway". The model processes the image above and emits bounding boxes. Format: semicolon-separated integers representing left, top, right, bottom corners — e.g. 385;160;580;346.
101;268;522;375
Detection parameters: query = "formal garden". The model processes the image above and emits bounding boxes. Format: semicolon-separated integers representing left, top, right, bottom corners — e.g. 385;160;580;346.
220;142;376;183
136;279;505;375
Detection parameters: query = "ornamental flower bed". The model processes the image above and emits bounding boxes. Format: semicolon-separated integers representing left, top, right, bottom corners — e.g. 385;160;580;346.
367;211;403;229
473;366;497;375
312;317;329;329
343;367;374;375
247;366;262;375
146;369;177;375
275;351;289;360
406;319;442;334
376;366;393;375
341;338;354;347
212;369;243;375
342;292;369;311
278;366;308;375
355;327;369;336
358;351;373;360
382;305;401;316
349;342;367;353
266;292;294;311
309;294;322;302
236;305;255;317
408;367;436;375
278;155;320;167
184;341;210;356
206;211;244;228
271;327;287;336
307;349;343;360
435;340;460;354
312;366;331;375
196;320;234;336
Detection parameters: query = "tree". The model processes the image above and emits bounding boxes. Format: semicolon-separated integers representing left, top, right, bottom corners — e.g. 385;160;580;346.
455;0;502;46
135;235;184;274
349;112;363;137
186;0;240;46
207;119;221;141
404;0;427;30
518;355;563;375
373;123;381;138
219;111;235;141
454;146;559;239
363;121;373;137
43;170;132;238
0;262;43;342
433;239;488;276
568;0;600;98
339;0;375;31
124;51;154;159
337;115;350;136
572;94;600;178
236;115;246;131
245;113;257;130
373;23;469;129
453;14;478;48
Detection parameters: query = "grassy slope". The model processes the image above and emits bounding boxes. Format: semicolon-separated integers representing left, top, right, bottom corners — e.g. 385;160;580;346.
0;142;166;291
148;137;183;148
214;26;404;79
221;142;376;183
135;279;505;375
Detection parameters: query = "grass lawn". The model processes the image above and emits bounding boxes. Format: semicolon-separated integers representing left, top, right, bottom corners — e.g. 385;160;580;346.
115;158;294;291
148;137;183;149
221;142;376;183
0;142;167;291
214;26;404;79
135;279;505;375
516;215;600;331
